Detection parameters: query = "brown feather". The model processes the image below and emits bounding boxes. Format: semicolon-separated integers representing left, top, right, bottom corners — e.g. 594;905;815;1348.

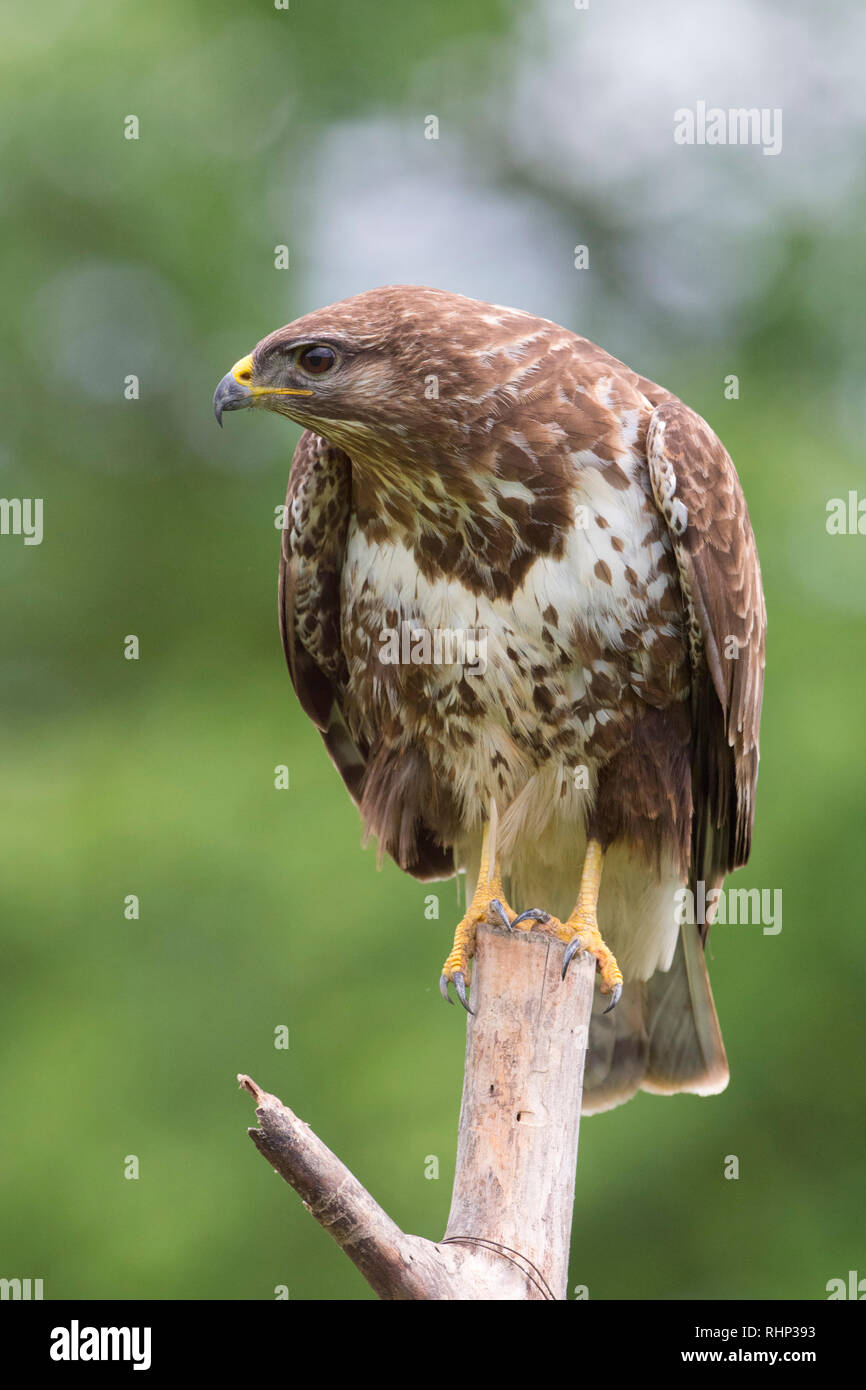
231;286;769;1110
279;429;453;880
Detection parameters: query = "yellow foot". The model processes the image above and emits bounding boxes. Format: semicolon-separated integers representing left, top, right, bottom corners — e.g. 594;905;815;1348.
440;880;515;1013
509;906;623;1014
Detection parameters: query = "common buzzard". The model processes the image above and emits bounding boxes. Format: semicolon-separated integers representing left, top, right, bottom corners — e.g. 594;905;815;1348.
214;285;766;1114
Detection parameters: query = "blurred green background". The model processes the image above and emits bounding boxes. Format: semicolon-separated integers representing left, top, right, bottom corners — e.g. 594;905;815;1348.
2;0;865;1300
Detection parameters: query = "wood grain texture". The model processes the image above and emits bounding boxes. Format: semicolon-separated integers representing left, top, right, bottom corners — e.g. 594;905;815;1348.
241;926;594;1299
444;924;593;1299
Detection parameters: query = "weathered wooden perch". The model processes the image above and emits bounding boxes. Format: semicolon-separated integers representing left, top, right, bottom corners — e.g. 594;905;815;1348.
240;922;595;1299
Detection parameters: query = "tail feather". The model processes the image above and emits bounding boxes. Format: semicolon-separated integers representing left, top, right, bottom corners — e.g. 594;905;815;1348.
582;925;728;1114
582;983;649;1115
643;924;729;1097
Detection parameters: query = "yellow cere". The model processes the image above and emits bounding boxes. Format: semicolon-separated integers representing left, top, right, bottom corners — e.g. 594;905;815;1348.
231;353;313;397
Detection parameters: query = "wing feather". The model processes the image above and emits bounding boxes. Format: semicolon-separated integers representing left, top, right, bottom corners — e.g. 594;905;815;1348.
279;430;453;881
647;402;766;890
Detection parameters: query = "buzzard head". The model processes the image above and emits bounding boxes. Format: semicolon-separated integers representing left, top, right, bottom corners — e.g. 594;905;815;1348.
213;284;550;471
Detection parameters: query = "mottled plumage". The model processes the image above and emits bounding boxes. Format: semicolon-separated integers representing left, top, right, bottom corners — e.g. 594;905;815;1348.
214;285;766;1114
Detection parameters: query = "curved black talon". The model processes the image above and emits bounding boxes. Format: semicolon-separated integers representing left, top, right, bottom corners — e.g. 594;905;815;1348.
440;971;474;1013
510;907;551;929
453;971;474;1014
561;935;583;980
603;982;622;1015
488;898;514;931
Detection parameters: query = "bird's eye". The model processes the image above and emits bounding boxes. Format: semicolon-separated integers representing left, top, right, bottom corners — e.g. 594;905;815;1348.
296;344;338;376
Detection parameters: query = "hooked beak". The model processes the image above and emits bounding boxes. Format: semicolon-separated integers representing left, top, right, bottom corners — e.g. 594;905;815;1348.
213;351;315;426
213;355;254;427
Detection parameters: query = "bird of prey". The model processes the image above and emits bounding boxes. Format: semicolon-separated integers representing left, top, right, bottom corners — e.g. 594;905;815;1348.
214;285;766;1114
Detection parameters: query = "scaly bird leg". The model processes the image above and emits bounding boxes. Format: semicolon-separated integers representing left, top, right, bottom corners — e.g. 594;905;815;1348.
510;839;623;1013
440;811;516;1013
